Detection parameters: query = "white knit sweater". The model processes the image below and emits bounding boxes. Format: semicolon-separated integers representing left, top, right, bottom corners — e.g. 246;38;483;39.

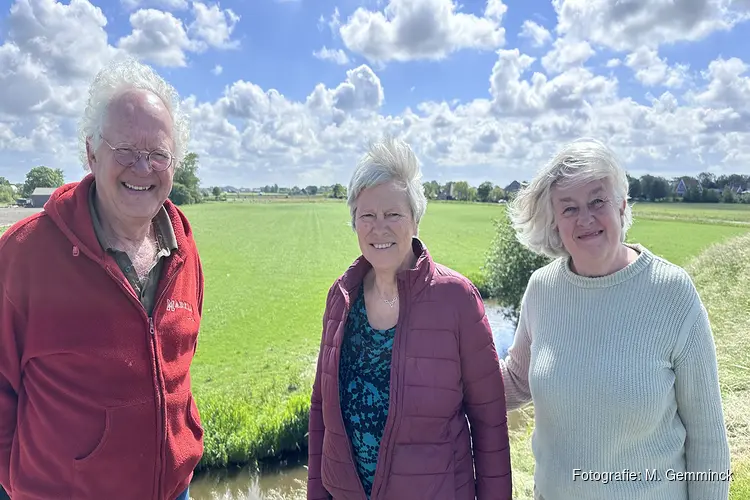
501;244;731;500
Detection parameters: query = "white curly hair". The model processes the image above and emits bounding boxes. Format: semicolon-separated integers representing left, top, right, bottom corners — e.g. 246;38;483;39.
78;55;190;169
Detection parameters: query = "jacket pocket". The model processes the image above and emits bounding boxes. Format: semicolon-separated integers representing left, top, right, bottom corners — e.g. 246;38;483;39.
163;390;205;489
187;392;204;439
72;399;156;499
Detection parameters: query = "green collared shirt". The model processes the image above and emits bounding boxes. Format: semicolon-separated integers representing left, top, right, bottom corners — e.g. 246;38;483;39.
88;182;178;316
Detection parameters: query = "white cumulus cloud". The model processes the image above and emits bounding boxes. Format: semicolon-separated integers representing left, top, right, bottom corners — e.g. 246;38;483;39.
540;37;596;74
121;0;188;10
188;2;240;50
313;47;350;65
553;0;750;51
339;0;507;64
625;47;690;88
519;20;552;47
118;9;196;67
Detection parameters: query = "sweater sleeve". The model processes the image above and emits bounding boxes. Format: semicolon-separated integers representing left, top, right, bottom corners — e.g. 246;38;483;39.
307;288;333;500
459;284;512;500
499;297;533;411
0;290;22;495
673;303;731;500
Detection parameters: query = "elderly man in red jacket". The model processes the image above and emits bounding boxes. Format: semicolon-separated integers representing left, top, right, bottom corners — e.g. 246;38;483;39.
0;57;205;500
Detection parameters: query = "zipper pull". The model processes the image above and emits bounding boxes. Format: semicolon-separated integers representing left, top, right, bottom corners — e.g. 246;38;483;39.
149;317;155;336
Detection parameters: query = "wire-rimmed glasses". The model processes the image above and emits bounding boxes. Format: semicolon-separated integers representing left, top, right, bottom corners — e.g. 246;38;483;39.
100;136;174;172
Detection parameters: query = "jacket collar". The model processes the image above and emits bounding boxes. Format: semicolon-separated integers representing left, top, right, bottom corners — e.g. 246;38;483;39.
337;237;435;298
42;173;194;265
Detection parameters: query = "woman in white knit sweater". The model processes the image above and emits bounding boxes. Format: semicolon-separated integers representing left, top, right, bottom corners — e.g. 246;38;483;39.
501;138;731;500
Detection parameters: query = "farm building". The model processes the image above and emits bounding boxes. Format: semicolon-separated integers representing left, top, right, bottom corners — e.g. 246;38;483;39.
30;187;56;207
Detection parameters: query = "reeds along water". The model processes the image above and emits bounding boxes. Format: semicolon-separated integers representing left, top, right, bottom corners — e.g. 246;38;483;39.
189;477;307;500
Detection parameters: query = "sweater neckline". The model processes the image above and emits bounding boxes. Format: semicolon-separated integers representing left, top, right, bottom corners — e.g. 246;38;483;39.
560;243;653;289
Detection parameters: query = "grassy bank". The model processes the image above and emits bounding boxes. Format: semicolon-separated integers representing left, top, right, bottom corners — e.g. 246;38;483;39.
685;233;750;499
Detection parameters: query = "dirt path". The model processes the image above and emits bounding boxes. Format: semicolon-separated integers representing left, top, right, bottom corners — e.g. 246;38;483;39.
0;207;43;228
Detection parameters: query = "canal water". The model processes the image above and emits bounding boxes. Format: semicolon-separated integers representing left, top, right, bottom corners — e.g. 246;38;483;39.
188;300;519;500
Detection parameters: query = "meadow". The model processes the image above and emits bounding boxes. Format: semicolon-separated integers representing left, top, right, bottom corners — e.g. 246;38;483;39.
179;199;749;483
0;199;747;499
633;201;750;226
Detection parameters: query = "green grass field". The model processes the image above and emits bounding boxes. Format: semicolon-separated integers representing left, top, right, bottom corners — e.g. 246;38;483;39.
633;201;750;225
178;200;750;475
1;200;748;499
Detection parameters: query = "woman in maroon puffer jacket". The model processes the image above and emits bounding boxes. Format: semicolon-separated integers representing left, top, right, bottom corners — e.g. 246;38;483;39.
307;138;513;500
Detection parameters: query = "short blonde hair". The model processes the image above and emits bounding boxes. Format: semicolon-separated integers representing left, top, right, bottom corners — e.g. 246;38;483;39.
347;137;427;230
508;138;633;258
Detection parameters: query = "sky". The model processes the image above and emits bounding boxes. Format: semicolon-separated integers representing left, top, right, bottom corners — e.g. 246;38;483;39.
1;0;749;189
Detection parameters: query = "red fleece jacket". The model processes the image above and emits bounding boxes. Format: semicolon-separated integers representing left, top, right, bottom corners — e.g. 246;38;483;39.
0;174;205;500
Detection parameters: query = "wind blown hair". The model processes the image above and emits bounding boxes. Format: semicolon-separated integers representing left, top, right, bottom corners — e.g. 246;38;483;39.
347;137;428;231
78;55;190;170
507;138;633;259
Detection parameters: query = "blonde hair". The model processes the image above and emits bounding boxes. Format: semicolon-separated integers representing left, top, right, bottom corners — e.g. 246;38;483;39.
508;138;633;258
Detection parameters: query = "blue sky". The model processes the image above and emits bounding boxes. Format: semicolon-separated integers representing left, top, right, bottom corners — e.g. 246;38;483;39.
1;0;749;188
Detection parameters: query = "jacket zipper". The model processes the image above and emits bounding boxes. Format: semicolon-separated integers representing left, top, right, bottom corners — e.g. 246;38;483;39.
150;270;180;500
102;261;181;500
334;288;368;500
369;279;407;500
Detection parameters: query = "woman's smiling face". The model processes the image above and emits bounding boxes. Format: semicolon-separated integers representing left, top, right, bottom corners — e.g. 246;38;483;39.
354;181;418;273
551;178;625;269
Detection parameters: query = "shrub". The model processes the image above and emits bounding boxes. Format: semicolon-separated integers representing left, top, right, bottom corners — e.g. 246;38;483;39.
169;182;203;205
481;211;551;324
466;271;490;299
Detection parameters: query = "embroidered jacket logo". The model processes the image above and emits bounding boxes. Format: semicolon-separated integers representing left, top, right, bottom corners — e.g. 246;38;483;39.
166;298;193;313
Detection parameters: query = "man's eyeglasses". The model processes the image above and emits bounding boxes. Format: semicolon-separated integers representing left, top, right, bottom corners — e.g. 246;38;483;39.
100;136;174;172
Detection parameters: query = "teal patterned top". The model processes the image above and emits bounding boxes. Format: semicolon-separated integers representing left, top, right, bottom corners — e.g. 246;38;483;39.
339;284;396;498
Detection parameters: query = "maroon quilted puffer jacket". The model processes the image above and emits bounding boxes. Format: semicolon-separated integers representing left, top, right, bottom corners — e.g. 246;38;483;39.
307;238;512;500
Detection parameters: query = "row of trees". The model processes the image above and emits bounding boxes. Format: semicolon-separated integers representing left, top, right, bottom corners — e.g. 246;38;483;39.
209;183;348;201
423;180;506;202
425;172;749;205
7;156;748;208
216;171;749;205
626;173;750;203
0;166;67;204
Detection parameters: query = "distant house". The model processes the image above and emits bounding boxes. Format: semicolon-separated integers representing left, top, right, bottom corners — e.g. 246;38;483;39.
727;183;750;195
30;187;57;207
437;183;456;200
673;178;702;197
504;180;522;193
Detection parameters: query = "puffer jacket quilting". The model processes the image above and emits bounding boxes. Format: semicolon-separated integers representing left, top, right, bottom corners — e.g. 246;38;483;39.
308;238;512;500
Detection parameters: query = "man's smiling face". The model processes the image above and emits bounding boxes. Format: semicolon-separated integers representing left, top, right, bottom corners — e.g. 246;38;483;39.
88;88;175;224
